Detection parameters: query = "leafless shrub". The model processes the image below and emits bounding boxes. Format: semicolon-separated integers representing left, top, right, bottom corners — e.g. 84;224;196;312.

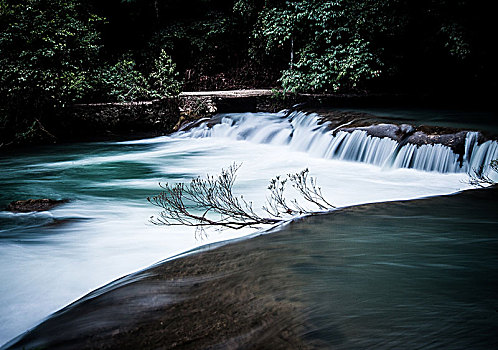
263;169;335;217
148;164;334;232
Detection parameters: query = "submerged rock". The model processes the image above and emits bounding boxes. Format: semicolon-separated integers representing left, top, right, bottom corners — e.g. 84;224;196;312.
403;130;470;155
6;199;68;213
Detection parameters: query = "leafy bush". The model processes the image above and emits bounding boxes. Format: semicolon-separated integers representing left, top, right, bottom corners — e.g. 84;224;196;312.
94;50;181;102
0;0;181;109
149;49;181;98
98;56;150;102
0;0;105;144
280;38;380;93
0;0;103;110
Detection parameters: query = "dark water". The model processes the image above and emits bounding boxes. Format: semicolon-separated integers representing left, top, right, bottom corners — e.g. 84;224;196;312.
284;188;498;349
5;188;497;349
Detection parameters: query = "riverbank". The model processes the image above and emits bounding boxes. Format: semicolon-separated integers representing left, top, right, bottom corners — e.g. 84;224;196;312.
65;91;498;151
4;186;498;350
2;106;491;345
6;90;495;150
0;90;285;149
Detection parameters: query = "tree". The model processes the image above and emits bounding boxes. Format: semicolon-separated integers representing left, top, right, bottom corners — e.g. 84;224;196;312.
149;49;181;98
0;0;103;142
0;0;182;146
0;0;103;107
93;49;181;102
253;0;383;93
148;164;335;233
97;55;150;102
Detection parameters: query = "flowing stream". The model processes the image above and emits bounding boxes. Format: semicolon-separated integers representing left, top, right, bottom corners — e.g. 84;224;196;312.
0;110;496;346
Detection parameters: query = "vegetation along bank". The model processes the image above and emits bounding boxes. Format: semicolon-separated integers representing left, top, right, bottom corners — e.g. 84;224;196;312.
1;0;496;147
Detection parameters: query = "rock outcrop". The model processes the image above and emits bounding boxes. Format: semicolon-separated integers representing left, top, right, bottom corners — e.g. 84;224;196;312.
313;110;491;157
6;199;68;213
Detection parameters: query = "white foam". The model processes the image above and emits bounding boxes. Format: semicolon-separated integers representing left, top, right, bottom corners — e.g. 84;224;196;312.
0;112;486;346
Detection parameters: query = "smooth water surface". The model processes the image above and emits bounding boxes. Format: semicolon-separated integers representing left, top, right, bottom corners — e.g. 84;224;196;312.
279;189;498;349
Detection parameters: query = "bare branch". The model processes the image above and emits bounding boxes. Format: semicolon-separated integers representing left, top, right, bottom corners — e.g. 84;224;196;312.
288;169;336;209
148;164;335;231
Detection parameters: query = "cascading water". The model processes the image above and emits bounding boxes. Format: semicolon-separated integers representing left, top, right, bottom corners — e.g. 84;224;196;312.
181;111;498;177
467;134;498;174
0;110;494;346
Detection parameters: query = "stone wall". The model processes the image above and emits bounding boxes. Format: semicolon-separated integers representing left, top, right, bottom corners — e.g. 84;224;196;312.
61;92;461;142
60;99;179;141
61;92;291;142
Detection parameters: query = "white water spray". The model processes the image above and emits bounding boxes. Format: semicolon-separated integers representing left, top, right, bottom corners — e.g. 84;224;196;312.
0;111;492;346
180;111;498;176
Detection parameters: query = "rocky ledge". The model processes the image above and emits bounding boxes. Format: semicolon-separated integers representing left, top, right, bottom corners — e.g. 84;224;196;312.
312;110;494;157
338;123;471;155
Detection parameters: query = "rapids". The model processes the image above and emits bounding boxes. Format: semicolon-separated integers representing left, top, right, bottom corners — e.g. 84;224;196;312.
183;111;498;175
0;110;496;346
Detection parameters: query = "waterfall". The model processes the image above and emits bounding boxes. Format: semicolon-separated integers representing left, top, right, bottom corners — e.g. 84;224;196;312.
179;111;498;175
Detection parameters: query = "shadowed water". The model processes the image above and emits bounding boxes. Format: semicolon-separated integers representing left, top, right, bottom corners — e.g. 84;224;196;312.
287;189;498;349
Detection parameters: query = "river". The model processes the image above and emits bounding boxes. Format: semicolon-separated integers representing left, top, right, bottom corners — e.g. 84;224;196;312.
0;109;497;346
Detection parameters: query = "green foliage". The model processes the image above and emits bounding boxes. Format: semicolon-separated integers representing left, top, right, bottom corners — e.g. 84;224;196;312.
149;10;233;69
233;0;257;19
253;0;383;93
0;0;107;144
253;5;294;55
280;37;380;93
440;23;470;60
98;56;149;102
270;88;288;101
0;0;184;145
95;50;181;102
0;0;103;110
0;0;182;106
149;49;181;98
